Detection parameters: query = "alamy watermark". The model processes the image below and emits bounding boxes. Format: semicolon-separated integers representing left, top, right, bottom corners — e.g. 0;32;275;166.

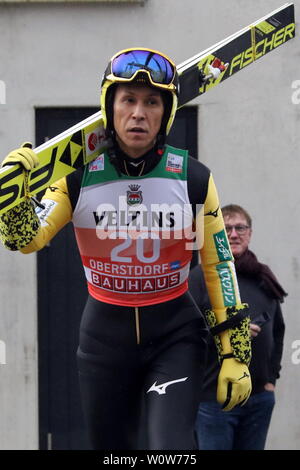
94;199;205;251
0;80;6;104
0;340;6;365
291;339;300;365
291;80;300;104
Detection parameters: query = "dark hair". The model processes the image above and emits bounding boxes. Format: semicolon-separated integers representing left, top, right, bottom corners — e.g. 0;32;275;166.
221;204;252;228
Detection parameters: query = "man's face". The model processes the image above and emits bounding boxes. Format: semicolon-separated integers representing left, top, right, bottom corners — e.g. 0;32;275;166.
113;84;164;158
223;212;252;258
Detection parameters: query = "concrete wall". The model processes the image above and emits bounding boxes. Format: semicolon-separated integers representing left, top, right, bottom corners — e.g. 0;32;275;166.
0;0;299;449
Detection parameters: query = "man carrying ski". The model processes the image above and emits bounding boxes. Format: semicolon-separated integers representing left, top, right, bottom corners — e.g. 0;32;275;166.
0;48;251;450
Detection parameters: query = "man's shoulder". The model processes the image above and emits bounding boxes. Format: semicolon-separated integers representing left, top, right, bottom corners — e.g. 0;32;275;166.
66;166;85;211
186;156;211;204
187;155;211;177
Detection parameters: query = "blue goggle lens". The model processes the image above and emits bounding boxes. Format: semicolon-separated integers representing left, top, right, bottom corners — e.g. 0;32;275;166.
111;50;174;85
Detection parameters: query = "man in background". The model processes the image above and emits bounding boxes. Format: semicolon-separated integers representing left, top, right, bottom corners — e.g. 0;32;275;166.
189;204;286;450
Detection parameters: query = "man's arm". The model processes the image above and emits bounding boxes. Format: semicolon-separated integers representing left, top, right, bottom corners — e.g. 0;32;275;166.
0;144;73;252
196;173;251;410
269;301;285;385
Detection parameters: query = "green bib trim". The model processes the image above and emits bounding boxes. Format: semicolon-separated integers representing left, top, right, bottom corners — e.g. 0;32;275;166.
81;145;188;188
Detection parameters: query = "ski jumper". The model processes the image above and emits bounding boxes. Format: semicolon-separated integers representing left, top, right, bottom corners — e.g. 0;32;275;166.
17;145;241;449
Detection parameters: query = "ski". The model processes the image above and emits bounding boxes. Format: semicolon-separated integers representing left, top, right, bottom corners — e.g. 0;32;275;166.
0;2;295;215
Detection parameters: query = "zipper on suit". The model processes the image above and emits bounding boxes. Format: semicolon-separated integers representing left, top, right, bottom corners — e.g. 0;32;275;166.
134;307;141;345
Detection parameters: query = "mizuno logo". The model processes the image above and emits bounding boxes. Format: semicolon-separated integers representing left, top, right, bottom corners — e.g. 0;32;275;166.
238;372;250;381
48;186;68;195
147;377;188;395
205;206;219;218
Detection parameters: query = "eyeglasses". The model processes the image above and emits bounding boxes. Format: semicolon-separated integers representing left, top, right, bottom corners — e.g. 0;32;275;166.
108;48;177;91
225;224;250;235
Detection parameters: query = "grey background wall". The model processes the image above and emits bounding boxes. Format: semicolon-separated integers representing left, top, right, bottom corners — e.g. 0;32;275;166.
0;0;299;449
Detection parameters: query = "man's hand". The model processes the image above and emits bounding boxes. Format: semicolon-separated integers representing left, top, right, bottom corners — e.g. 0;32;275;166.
264;382;275;391
250;323;261;338
217;357;252;411
1;142;39;171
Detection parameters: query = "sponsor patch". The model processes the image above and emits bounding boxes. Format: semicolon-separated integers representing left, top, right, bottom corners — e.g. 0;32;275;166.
35;199;57;227
89;154;104;172
216;262;236;306
214;229;232;261
166;153;183;173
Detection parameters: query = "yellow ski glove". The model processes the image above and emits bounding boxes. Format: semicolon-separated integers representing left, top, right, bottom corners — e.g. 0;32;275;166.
217;357;251;411
205;304;252;411
1;142;39;170
0;199;40;251
0;142;41;250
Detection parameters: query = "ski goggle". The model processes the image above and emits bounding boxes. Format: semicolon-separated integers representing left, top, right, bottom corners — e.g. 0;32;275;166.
107;48;177;91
